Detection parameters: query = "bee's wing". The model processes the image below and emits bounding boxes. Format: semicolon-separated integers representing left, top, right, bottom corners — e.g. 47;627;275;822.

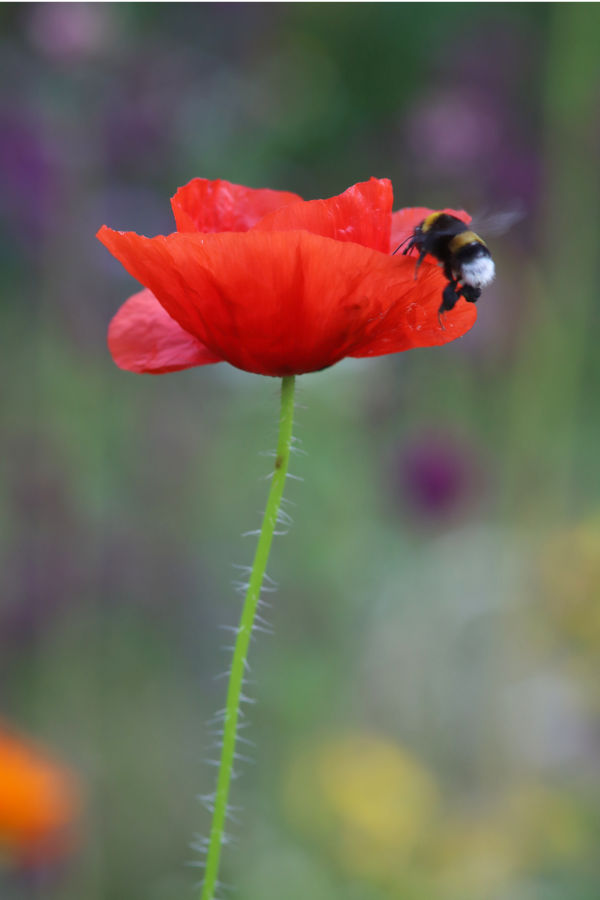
471;204;526;237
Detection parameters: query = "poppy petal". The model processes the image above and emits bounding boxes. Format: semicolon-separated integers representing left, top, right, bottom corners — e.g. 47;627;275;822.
390;207;470;254
108;288;223;374
350;260;477;358
171;178;303;233
254;177;392;253
98;225;449;376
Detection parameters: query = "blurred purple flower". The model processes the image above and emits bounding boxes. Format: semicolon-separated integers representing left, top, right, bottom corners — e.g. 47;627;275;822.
390;430;484;524
404;23;541;215
26;3;114;63
488;149;540;214
407;88;501;176
0;110;57;245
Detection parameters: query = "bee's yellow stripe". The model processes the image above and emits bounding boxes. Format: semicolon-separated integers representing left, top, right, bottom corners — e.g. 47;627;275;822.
421;211;444;233
448;230;486;253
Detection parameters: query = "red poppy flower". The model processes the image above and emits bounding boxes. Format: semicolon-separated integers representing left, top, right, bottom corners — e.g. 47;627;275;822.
98;178;476;377
0;723;81;865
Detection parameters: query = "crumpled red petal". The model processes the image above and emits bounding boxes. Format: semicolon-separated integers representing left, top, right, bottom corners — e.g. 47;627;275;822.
98;225;476;376
350;261;477;358
253;177;392;253
390;207;470;254
108;288;223;374
171;178;302;234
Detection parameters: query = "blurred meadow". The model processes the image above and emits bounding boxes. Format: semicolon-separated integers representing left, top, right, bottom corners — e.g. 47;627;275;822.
1;2;600;898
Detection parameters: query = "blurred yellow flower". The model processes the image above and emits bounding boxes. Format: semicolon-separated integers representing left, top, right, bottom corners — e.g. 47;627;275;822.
536;517;600;649
283;731;439;881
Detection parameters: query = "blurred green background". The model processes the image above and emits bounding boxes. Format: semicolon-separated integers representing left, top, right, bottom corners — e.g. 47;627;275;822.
1;3;600;898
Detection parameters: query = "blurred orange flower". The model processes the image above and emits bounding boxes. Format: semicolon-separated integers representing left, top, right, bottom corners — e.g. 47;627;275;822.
0;723;81;866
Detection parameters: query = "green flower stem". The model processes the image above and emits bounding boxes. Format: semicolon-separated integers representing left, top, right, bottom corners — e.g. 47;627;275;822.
200;375;296;900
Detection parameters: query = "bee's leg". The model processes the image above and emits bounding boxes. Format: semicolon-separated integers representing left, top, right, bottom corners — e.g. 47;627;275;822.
438;282;460;328
441;282;460;312
413;249;427;280
459;284;481;304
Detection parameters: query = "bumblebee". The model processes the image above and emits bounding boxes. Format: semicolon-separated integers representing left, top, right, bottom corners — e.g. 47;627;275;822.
395;212;495;319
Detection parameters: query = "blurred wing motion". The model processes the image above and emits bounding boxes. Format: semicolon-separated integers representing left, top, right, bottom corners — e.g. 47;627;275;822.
470;204;526;237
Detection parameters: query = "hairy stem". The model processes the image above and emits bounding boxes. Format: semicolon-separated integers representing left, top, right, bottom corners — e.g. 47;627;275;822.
200;375;296;900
